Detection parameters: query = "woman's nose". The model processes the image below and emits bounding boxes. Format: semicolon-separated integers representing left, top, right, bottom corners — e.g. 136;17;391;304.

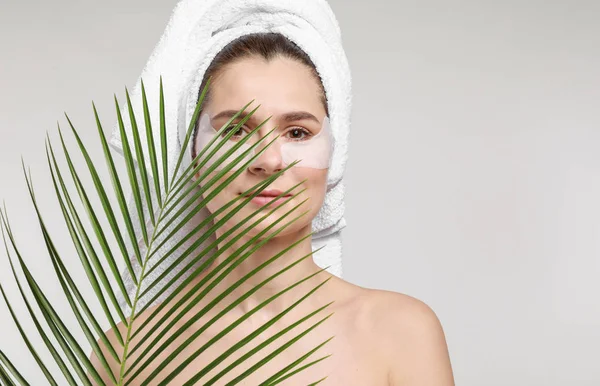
248;133;284;175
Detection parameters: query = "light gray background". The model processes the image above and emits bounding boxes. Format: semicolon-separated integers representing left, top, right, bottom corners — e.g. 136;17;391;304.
1;1;599;385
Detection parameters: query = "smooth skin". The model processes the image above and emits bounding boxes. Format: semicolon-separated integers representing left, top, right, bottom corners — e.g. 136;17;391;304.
90;55;455;385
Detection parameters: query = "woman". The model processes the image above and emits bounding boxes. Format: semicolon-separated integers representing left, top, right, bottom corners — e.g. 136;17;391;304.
92;2;454;385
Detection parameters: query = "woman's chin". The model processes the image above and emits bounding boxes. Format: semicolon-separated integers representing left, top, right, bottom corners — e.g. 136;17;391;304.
222;217;307;241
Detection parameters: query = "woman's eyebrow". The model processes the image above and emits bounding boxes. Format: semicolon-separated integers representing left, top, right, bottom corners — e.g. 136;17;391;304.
212;110;320;124
280;111;319;123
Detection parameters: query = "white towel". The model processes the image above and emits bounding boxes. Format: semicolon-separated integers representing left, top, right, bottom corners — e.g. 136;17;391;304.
109;0;352;312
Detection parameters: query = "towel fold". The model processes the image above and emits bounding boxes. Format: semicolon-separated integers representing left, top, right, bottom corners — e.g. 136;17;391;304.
109;0;352;312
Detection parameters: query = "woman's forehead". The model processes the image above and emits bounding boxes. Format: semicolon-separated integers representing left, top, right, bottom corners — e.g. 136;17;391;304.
206;56;325;116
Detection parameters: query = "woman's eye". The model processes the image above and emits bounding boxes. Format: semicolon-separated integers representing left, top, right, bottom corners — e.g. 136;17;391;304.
222;124;246;138
286;127;311;141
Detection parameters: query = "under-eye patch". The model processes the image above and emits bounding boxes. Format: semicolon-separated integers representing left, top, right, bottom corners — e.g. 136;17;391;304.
193;112;334;170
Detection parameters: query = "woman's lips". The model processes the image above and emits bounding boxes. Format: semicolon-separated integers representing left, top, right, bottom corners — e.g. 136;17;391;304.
249;195;291;207
242;191;293;207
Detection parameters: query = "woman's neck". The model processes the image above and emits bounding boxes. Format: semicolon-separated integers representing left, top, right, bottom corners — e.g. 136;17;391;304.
189;222;331;318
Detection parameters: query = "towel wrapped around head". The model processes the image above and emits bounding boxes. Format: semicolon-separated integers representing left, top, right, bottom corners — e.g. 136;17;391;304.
109;0;352;312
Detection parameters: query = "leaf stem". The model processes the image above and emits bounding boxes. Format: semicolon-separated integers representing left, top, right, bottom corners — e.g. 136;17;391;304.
117;204;165;385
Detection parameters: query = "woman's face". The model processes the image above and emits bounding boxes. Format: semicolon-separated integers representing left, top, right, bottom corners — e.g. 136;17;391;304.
193;55;329;240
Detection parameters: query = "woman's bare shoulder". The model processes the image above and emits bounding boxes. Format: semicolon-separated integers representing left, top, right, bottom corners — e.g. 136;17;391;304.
364;289;455;385
339;286;441;336
90;301;168;381
332;280;438;324
88;318;128;383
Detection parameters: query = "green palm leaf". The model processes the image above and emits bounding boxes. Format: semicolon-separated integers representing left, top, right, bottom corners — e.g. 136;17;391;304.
0;78;334;385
